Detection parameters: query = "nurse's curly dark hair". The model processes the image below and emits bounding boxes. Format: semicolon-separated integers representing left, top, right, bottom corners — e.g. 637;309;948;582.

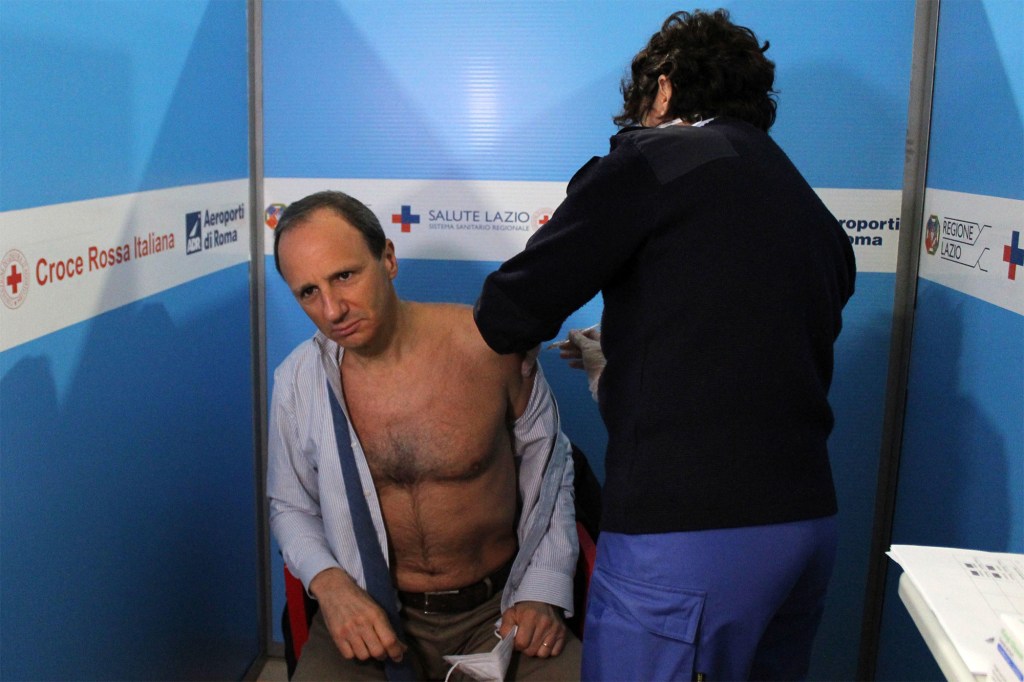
614;9;778;131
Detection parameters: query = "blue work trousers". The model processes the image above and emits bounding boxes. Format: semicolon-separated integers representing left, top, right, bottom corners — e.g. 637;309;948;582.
581;516;837;681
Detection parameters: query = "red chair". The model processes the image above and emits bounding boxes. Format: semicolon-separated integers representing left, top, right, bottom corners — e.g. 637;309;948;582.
572;520;598;636
283;565;313;669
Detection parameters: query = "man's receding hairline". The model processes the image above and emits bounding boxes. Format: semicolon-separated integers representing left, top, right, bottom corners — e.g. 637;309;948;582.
277;207;384;269
281;205;361;239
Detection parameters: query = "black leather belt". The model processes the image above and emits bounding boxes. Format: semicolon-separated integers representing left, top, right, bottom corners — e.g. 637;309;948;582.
398;558;514;614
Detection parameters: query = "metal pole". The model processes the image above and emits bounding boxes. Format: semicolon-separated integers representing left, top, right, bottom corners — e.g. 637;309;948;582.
247;0;275;662
857;0;940;678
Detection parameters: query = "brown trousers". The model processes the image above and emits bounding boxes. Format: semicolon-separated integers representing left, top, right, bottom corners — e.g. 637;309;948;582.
294;591;582;681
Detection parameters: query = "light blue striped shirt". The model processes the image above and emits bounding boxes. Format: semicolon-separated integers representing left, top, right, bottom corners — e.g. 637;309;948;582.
268;331;578;615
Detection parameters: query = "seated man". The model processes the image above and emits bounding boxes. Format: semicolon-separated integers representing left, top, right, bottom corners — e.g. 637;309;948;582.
267;190;581;681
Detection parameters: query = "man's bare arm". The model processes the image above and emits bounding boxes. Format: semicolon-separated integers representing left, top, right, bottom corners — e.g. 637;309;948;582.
309;567;408;663
508;349;538;419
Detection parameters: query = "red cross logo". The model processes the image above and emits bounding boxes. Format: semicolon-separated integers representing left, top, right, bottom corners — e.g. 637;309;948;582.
6;263;23;294
532;208;554;231
1;249;30;309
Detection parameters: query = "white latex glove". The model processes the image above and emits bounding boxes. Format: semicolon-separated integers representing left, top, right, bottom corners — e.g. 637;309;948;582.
567;328;605;401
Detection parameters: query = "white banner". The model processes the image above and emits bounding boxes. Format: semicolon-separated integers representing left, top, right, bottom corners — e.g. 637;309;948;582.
1;180;250;351
919;189;1023;315
816;188;902;274
264;179;902;274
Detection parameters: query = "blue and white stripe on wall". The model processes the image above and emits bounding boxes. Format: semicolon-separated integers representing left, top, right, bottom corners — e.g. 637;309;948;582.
0;181;250;351
263;179;902;274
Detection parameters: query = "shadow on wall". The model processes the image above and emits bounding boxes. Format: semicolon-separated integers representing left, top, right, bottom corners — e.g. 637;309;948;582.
264;0;454;181
809;276;897;681
895;288;1011;550
0;29;134;211
926;0;1023;198
0;281;257;680
263;0;638;183
776;62;909;189
875;285;1011;682
138;0;247;191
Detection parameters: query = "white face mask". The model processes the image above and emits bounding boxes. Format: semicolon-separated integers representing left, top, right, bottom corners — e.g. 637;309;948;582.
442;626;517;682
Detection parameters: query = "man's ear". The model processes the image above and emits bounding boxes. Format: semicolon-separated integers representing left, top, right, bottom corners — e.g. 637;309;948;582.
382;239;398;279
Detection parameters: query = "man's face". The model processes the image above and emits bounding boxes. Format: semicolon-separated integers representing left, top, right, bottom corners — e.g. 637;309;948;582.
277;207;398;352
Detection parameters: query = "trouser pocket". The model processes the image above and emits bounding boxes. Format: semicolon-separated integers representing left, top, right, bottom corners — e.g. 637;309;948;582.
583;566;705;681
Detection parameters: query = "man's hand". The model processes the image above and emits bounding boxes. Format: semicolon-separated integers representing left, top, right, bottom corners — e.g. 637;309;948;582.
309;567;408;663
498;601;567;658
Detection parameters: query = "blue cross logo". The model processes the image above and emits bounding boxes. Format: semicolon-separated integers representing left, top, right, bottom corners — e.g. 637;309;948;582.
391;205;420;233
1003;230;1023;281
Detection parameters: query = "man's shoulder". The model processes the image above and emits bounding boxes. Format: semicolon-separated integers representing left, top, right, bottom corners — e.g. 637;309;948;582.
416;301;472;322
416;302;519;372
417;303;480;345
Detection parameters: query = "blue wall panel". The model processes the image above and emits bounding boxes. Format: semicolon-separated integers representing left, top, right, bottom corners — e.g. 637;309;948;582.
896;282;1022;554
264;0;913;189
926;0;1023;200
0;1;257;679
1;267;258;680
0;0;249;211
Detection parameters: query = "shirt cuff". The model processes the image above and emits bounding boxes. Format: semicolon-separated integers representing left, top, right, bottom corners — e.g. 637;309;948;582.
512;566;576;617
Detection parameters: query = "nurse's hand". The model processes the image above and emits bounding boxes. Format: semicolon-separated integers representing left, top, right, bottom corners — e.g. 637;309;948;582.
567;328;605;400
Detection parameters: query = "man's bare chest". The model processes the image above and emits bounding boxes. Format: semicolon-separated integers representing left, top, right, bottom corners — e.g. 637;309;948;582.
342;369;511;486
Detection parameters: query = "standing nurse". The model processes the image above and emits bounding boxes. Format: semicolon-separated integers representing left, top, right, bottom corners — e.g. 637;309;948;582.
473;9;855;681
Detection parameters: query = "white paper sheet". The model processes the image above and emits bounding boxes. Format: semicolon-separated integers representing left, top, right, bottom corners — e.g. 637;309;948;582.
889;545;1024;675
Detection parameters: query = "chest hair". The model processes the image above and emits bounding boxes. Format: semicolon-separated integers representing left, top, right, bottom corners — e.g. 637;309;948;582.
343;353;513;487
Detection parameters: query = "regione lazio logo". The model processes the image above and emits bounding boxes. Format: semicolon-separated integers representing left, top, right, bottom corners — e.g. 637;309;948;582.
265;203;287;230
392;205;420;233
186;211;203;255
1003;230;1023;281
925;215;940;255
1;249;30;309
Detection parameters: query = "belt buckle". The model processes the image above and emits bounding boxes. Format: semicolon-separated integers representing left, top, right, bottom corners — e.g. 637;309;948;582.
422;588;459;613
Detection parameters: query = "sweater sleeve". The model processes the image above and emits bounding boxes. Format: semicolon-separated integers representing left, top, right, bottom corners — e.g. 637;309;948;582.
474;138;662;354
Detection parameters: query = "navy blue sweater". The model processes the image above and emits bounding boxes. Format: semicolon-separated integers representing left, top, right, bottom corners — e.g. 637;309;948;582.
475;118;856;534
